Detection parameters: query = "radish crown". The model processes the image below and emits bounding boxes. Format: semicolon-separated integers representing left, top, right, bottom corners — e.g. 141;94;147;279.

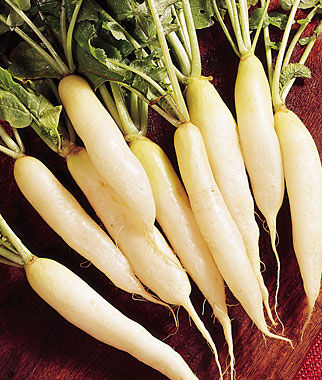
0;213;33;266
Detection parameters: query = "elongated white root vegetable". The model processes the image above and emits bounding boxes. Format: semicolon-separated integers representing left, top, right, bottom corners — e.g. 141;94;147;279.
13;155;162;305
274;107;322;331
129;135;235;369
185;77;274;325
58;75;156;232
24;257;198;380
235;53;284;312
66;147;223;378
174;122;290;344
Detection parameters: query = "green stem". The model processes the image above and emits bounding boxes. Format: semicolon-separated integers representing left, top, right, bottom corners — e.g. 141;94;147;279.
130;92;140;129
239;0;252;51
172;5;192;60
0;144;20;159
0;256;24;267
110;82;138;136
282;6;319;69
167;32;192;77
60;0;68;60
66;0;84;71
0;125;20;153
272;0;301;109
174;66;188;84
225;0;247;55
281;19;322;102
12;128;25;153
251;0;271;54
0;246;24;266
4;0;70;76
147;0;189;123
115;82;182;128
211;0;240;57
98;84;122;127
0;214;33;264
181;0;201;77
139;100;149;136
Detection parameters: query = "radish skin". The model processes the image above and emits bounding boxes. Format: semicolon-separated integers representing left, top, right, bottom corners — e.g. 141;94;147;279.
66;148;224;378
58;75;156;232
235;54;284;249
13;155;160;304
185;78;274;324
25;257;198;380
235;54;284;315
174;122;290;344
129;135;235;368
274;107;322;330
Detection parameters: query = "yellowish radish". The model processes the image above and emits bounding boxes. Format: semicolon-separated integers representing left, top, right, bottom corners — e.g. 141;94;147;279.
274;106;322;331
235;53;285;316
24;257;198;380
58;75;156;232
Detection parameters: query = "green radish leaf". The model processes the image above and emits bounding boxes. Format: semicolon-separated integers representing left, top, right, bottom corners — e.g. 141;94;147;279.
268;40;281;50
12;0;31;11
247;0;259;6
279;63;311;92
249;8;267;29
298;36;310;45
249;9;288;30
102;21;128;41
6;10;25;27
0;68;62;151
267;12;288;30
298;0;320;9
74;21;132;87
0;89;32;128
104;0;135;20
8;41;60;80
280;0;319;10
0;20;9;34
190;0;216;29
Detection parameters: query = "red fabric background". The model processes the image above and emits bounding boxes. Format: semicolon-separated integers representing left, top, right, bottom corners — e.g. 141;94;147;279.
0;4;321;380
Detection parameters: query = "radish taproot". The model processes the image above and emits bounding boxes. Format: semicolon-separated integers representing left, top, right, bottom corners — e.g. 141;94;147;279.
0;214;198;380
267;2;322;332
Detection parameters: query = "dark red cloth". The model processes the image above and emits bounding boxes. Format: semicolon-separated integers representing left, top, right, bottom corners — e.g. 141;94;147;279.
0;5;321;380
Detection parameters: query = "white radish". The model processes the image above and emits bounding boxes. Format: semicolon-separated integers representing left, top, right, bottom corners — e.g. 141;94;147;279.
174;121;290;344
58;75;156;232
13;154;161;305
274;107;322;331
129;135;235;367
25;256;198;380
235;53;285;313
66;147;224;378
185;77;274;324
